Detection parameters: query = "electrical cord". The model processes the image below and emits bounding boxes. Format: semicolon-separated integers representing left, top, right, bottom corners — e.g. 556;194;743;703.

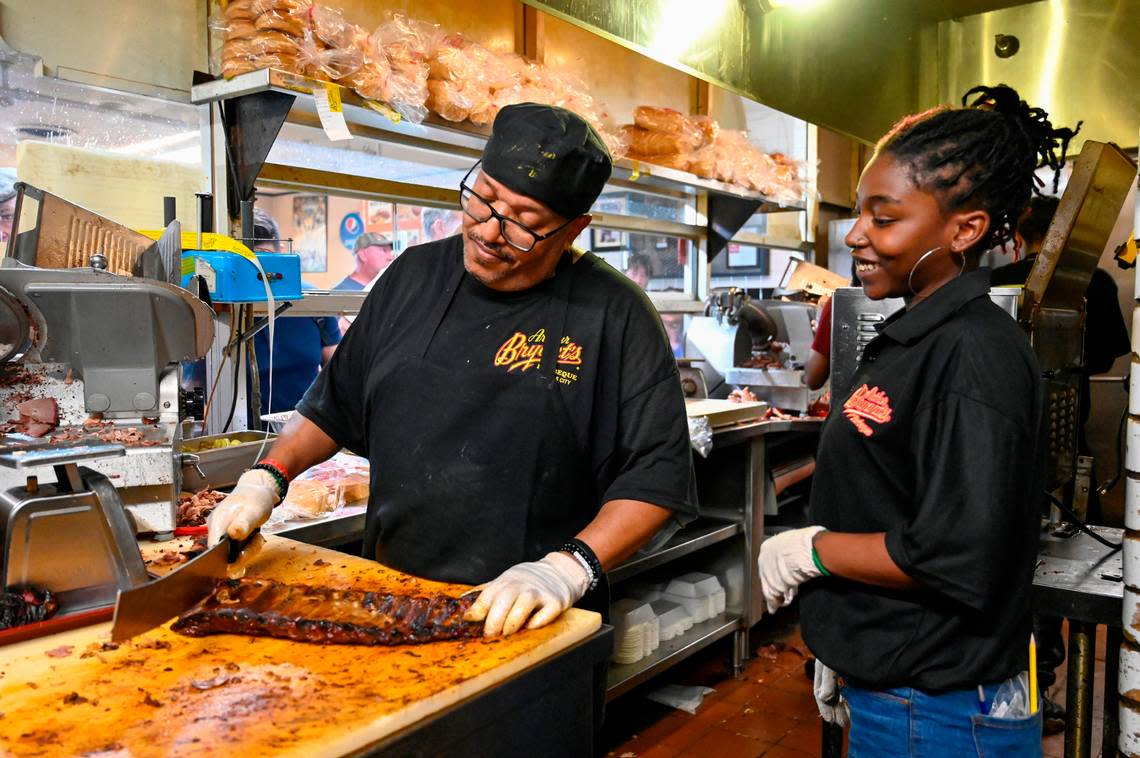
1097;405;1127;497
1044;491;1122;551
222;305;244;433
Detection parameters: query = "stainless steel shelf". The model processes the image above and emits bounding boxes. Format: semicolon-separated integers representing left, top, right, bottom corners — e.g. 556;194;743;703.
190;68;805;211
249;290;368;317
267;507;366;548
609;519;742;583
606;613;742;699
192;68;488;155
609;160;804;212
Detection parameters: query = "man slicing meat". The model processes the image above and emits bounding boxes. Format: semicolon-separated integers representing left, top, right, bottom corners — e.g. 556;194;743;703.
209;103;696;637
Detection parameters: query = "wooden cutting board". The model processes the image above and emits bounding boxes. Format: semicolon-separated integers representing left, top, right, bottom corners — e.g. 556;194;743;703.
0;536;601;757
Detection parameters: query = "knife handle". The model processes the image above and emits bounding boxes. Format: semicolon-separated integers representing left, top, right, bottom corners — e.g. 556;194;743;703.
227;528;260;563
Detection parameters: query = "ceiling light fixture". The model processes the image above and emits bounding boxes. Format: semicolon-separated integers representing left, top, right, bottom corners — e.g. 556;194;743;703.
765;0;825;9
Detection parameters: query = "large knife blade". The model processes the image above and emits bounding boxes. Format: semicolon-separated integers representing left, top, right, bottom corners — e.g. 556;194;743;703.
110;537;229;642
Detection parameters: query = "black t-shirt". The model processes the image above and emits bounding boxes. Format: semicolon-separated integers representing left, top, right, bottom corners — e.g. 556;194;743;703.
297;235;697;563
800;269;1043;692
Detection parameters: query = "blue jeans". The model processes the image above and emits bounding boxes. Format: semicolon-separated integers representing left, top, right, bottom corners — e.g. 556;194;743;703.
845;681;1042;757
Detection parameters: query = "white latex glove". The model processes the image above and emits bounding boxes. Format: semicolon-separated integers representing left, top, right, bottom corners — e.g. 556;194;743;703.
757;525;826;614
813;659;850;727
464;551;590;638
206;469;281;546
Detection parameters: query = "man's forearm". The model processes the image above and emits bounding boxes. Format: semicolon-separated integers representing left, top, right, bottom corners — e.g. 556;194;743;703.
265;413;340;479
576;499;673;571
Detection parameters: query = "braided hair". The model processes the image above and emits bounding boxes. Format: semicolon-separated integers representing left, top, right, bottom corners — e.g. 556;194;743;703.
874;84;1080;252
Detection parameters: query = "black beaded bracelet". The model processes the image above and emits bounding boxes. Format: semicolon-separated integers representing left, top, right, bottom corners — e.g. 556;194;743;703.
561;537;603;591
250;463;288;501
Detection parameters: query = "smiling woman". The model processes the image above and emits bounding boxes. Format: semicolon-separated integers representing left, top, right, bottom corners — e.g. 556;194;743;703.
846;85;1078;308
758;84;1079;758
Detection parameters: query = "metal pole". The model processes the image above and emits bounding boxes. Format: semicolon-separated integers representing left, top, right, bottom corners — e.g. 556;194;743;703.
1066;620;1095;758
1119;138;1140;757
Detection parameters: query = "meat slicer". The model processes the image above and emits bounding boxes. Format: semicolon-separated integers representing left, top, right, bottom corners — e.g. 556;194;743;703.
0;187;215;613
685;288;816;410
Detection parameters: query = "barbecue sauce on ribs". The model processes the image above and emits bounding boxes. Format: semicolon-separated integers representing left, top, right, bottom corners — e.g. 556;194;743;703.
171;578;484;645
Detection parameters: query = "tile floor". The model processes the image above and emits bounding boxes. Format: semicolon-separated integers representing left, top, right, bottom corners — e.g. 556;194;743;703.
599;617;1110;757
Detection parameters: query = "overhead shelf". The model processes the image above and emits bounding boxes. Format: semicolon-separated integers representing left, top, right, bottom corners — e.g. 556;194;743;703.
190;69;805;213
609;518;742;584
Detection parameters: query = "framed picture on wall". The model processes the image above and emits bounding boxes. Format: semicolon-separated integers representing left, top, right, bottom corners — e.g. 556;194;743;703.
592;227;626;251
293;195;328;273
365;200;393;231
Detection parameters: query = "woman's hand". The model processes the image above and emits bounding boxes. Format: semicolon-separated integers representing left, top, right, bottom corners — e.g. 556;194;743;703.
757;526;826;614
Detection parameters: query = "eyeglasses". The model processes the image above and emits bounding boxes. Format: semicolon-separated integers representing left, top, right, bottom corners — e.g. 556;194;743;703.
459;161;575;253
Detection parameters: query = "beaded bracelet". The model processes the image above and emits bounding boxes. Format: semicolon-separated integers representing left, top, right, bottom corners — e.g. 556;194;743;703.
560;537;603;591
259;458;291;481
251;462;288;501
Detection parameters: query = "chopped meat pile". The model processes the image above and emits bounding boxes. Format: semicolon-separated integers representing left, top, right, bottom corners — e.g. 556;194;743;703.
146;536;208;568
172;578;484;646
0;397;59;437
0;586;59;630
0;364;45;388
178;490;227;527
741;353;785;370
48;422;161;448
727;387;759;404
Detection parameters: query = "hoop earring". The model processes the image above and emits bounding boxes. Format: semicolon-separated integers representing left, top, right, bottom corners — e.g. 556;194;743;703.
907;246;942;295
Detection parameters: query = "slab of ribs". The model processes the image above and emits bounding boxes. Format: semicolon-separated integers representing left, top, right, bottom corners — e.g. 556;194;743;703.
171;578;484;645
0;586;58;630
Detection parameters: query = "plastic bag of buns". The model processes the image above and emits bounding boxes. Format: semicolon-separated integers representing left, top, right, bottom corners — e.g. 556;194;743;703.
276;452;371;519
425;35;476;122
369;13;436;123
279;480;341;519
621;125;695;157
337;25;392;102
425;33;515;125
633;106;703;151
296;5;365;81
216;0;310;79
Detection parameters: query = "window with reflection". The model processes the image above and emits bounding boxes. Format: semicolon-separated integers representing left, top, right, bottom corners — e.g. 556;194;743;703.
253;186;462;292
577;227;694;294
710;245;804;298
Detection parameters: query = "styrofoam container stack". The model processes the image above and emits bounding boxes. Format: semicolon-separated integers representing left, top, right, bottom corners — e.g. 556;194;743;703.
651;599;692;641
611;599;660;664
663;572;726;622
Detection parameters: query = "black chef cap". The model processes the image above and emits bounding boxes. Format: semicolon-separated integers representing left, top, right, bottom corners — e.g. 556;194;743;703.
481;103;612;220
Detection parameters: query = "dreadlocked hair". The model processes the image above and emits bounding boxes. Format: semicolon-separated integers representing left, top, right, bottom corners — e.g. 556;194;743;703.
874;84;1081;252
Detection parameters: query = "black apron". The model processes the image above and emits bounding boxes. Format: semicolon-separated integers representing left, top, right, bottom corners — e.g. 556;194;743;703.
364;254;606;609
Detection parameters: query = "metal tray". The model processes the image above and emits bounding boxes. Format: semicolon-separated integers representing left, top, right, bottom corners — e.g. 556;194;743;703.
179;431;276;492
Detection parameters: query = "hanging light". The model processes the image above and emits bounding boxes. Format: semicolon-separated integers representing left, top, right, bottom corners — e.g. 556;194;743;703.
764;0;826;9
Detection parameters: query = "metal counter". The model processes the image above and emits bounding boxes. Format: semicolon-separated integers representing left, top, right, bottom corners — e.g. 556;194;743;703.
371;628;614;757
265;503;367;549
1033;526;1123;758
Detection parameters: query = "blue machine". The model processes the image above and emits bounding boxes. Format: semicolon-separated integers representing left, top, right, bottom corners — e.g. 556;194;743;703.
181;250;302;302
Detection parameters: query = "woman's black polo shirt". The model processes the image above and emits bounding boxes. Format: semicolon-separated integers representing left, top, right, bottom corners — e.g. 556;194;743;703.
800;269;1044;692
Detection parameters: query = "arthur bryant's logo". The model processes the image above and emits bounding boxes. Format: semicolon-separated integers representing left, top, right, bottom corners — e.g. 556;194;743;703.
843;384;892;436
493;328;583;384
